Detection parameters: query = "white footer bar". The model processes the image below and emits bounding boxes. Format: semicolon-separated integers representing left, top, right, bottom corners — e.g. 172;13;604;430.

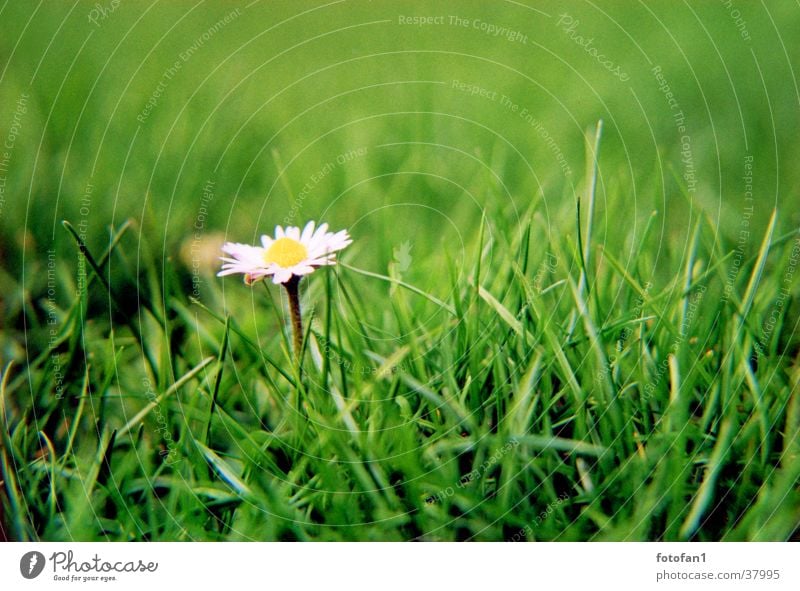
1;542;796;590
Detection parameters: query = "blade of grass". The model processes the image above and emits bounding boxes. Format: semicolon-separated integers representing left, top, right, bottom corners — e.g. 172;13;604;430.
118;356;214;437
205;316;231;444
196;442;254;500
478;285;524;337
739;208;777;322
341;263;455;316
188;297;295;387
679;418;736;539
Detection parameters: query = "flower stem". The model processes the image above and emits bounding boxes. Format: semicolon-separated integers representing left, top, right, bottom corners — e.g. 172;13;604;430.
284;276;303;361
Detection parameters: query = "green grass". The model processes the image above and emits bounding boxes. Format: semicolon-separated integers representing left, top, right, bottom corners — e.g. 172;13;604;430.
1;1;799;541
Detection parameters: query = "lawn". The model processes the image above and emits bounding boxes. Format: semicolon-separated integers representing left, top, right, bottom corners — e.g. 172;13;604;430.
1;0;798;541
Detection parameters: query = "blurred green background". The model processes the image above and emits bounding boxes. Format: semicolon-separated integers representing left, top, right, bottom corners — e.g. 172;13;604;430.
2;0;800;543
1;0;797;295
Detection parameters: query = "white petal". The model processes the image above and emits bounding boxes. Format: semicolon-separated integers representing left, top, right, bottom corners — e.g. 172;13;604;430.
221;242;251;256
312;223;329;243
217;268;243;277
221;242;266;264
308;239;348;258
261;235;274;249
300;221;316;243
286;226;301;241
272;269;293;284
292;265;316;275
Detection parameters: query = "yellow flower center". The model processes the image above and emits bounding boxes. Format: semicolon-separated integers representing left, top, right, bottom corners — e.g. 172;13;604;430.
264;237;308;268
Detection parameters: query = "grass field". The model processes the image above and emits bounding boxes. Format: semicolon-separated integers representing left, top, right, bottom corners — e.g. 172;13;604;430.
1;1;799;541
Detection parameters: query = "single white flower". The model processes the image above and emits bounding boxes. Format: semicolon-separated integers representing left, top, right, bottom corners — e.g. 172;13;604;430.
218;221;352;285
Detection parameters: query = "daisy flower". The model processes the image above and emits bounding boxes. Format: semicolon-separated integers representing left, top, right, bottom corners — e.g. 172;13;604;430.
218;220;352;360
218;221;351;285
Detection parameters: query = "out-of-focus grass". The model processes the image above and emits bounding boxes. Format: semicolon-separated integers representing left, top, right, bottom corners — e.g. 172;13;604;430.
1;1;799;541
1;1;798;257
